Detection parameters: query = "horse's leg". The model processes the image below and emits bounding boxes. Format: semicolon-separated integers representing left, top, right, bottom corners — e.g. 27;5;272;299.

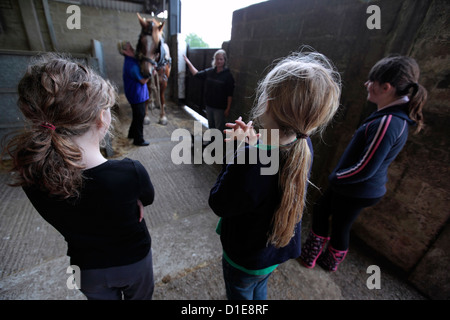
144;83;151;125
158;87;167;125
144;100;151;125
159;80;166;119
150;72;159;110
154;72;166;125
158;65;170;125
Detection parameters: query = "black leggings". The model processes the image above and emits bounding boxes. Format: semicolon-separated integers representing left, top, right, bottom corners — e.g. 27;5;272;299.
128;102;146;144
312;188;381;251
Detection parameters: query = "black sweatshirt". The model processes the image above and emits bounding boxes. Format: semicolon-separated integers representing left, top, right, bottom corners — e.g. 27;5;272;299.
23;158;154;270
195;67;235;110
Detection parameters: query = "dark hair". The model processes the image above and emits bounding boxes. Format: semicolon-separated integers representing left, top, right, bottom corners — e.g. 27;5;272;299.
5;53;117;199
368;55;427;133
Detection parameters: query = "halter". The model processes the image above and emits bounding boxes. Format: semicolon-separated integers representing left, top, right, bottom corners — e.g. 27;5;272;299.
137;25;158;71
136;20;172;79
138;53;157;67
137;36;170;69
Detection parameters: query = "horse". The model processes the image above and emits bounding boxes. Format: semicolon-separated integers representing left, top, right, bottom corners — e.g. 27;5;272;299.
136;13;171;125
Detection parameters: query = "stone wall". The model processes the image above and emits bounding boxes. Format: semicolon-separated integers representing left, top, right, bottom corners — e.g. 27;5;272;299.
1;0;448;299
226;0;449;299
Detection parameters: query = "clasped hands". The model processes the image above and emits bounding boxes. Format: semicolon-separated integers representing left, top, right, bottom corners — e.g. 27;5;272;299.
224;116;261;146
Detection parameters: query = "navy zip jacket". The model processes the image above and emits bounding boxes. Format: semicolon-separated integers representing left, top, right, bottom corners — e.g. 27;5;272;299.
329;103;415;198
209;139;313;270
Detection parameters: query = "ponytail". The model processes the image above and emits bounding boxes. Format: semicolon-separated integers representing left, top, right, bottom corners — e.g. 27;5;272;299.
4;53;117;199
408;82;427;133
7;128;84;198
253;50;341;248
269;139;311;247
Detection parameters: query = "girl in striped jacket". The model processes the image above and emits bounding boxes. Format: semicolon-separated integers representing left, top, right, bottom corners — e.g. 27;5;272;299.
300;55;427;271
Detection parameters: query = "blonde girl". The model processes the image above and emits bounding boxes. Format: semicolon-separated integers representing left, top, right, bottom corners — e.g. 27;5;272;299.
208;51;341;300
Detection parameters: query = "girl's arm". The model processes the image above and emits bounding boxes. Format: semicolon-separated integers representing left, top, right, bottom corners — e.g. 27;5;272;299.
134;160;155;206
330;115;401;185
209;117;268;218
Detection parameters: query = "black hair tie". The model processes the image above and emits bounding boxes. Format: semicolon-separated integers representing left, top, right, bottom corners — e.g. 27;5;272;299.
296;132;308;139
410;82;419;95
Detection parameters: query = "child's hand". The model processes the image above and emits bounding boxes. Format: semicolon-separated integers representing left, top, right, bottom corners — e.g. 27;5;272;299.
137;199;144;222
224;116;260;146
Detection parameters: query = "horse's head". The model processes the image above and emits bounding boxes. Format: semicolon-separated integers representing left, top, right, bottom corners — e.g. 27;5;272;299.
136;13;165;77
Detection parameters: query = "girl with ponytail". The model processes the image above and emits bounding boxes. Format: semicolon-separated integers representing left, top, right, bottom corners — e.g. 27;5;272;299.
209;50;341;300
300;55;427;272
5;54;155;299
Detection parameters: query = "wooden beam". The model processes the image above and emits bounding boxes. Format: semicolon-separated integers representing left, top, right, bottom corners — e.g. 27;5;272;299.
17;0;45;51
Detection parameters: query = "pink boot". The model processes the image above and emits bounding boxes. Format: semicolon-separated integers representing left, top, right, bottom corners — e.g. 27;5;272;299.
317;245;348;272
300;230;330;268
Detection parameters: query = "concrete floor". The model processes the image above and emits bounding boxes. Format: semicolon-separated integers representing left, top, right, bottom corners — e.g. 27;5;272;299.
0;97;427;301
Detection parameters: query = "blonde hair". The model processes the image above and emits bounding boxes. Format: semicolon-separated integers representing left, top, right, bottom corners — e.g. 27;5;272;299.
251;51;341;248
117;41;131;55
212;49;227;68
5;53;117;199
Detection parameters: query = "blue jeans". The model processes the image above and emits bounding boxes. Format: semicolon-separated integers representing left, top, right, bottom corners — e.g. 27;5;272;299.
222;256;272;300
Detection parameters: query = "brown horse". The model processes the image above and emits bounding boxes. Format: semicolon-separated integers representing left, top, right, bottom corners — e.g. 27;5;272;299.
136;13;171;125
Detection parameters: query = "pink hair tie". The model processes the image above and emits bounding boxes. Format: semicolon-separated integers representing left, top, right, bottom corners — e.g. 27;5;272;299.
40;122;56;131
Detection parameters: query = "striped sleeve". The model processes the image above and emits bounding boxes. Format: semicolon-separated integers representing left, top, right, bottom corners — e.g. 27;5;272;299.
336;115;392;180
